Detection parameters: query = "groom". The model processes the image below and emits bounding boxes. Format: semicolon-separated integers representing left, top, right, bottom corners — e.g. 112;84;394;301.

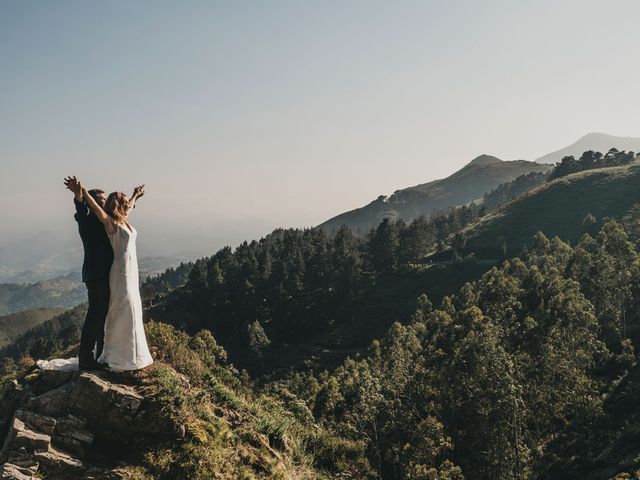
64;177;113;370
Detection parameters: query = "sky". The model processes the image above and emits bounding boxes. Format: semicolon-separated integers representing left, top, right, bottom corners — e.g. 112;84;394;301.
2;0;640;258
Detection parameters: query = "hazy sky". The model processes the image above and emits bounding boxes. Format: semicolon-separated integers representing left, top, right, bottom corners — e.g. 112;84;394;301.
2;1;640;255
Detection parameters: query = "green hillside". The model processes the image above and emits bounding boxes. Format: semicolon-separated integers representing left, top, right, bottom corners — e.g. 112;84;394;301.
0;307;66;349
460;161;640;258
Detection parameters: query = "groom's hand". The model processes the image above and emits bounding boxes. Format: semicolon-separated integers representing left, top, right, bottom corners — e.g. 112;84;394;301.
64;176;83;201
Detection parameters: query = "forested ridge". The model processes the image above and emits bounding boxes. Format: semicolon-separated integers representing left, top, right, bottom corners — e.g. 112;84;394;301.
147;206;492;372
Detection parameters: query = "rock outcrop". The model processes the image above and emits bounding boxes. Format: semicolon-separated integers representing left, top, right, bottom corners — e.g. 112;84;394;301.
0;367;177;480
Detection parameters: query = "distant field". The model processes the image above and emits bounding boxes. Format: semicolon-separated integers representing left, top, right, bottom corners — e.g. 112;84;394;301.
0;307;67;349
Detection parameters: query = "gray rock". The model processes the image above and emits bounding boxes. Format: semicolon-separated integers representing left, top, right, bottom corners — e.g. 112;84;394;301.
5;451;37;469
29;370;74;395
14;410;57;436
66;374;110;420
1;367;179;479
0;462;36;480
25;384;72;417
52;414;93;458
101;383;143;434
5;417;51;453
34;446;84;472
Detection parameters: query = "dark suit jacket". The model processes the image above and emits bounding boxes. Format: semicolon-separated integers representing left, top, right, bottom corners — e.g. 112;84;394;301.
74;199;114;283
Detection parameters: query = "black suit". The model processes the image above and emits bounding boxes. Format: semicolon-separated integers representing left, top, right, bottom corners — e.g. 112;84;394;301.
74;199;114;364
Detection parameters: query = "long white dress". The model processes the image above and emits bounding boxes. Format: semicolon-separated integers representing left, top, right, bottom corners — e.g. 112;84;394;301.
97;222;153;371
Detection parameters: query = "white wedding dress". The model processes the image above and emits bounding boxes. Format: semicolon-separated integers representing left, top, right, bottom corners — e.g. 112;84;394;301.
97;222;154;371
37;222;153;373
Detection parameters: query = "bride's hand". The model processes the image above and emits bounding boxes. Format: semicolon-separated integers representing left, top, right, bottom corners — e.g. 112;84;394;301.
133;185;145;198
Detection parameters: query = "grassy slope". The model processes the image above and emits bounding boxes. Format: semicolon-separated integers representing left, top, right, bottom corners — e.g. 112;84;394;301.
461;162;640;257
132;322;360;479
0;307;66;349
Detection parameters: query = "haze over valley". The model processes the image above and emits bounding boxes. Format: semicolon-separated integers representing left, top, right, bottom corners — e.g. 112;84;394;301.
3;132;640;283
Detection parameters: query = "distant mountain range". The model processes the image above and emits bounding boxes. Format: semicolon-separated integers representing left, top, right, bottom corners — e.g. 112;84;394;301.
319;133;640;233
0;227;205;284
0;254;193;316
0;255;192;286
535;132;640;164
0;273;85;316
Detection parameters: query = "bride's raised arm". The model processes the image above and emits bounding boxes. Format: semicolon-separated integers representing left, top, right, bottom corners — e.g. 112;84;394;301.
128;184;145;212
68;177;117;235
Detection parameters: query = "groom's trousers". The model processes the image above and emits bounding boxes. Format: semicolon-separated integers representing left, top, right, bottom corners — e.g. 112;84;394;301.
79;280;110;364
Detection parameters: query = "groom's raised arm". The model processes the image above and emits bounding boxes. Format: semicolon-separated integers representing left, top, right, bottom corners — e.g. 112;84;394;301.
74;196;89;222
65;176;88;223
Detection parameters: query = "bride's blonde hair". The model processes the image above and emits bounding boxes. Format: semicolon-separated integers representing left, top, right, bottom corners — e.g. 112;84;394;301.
105;192;130;224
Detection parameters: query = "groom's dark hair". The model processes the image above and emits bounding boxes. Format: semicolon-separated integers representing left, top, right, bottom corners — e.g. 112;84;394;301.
88;189;105;200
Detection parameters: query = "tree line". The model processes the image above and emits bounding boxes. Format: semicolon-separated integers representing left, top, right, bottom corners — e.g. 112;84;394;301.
549;148;637;180
149;202;491;353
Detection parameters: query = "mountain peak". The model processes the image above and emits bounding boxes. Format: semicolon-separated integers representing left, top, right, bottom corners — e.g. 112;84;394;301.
467;154;503;166
318;153;548;232
580;132;609;139
578;131;636;140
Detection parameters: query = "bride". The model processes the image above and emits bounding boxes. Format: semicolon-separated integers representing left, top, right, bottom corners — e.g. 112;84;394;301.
38;179;153;373
76;179;154;371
